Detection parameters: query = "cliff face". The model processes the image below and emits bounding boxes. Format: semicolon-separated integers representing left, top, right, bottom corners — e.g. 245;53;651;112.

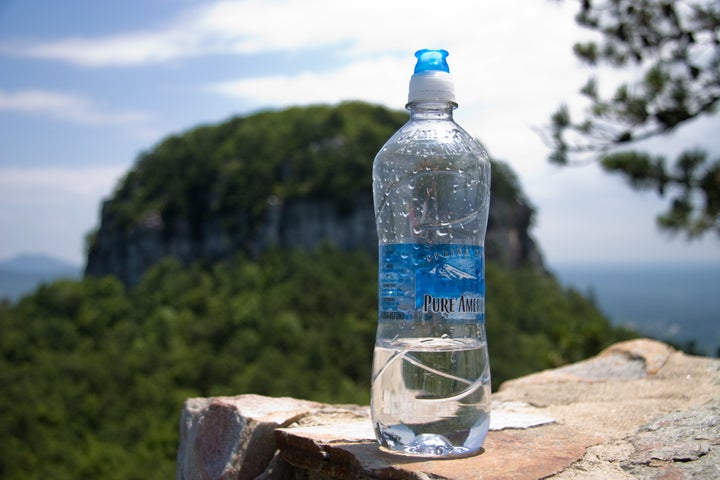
85;102;543;286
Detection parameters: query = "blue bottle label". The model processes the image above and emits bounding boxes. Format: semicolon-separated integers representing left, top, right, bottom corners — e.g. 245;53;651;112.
379;244;485;322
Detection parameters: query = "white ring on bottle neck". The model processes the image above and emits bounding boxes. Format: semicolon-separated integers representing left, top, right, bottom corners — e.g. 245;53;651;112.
407;70;456;105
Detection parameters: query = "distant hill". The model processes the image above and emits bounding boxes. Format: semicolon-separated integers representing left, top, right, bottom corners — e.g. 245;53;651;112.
85;101;544;286
0;254;79;273
0;254;81;302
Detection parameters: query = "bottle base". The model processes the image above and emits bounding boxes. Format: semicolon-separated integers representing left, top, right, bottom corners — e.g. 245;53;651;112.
375;426;487;459
377;433;484;459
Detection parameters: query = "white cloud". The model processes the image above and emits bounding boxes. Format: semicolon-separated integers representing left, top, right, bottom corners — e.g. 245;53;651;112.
0;0;582;67
0;0;352;66
533;163;720;266
0;165;127;197
0;88;153;126
0;165;128;264
211;56;408;107
202;0;590;170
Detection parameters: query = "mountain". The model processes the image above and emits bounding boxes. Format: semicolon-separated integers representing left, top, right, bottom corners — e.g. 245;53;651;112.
85;102;544;286
0;253;78;273
1;105;638;479
0;254;81;302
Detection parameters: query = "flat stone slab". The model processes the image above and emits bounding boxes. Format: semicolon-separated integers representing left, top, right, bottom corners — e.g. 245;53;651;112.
276;421;602;480
176;340;720;480
177;395;324;480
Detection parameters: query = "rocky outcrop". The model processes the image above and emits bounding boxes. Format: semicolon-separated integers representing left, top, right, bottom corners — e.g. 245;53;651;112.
177;395;324;480
85;194;379;286
85;103;544;286
486;190;542;270
249;195;378;258
85;103;545;286
87;186;542;287
176;339;720;480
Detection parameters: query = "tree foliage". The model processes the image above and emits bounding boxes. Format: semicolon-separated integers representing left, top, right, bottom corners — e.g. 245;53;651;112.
0;99;639;478
91;102;408;253
547;0;720;239
0;249;635;479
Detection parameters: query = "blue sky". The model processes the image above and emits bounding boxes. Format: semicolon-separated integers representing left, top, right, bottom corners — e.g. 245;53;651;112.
1;0;718;267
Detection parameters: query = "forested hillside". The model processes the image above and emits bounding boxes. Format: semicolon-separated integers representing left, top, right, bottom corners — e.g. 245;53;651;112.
0;252;634;478
86;102;543;286
0;102;636;479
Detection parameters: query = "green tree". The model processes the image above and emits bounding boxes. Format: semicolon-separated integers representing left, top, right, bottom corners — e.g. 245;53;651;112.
0;247;637;478
546;0;720;239
0;99;642;478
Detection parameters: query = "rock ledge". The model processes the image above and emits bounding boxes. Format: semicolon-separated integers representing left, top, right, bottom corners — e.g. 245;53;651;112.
177;339;720;479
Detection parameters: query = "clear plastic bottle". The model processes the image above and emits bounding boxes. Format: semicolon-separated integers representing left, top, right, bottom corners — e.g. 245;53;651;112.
371;49;492;458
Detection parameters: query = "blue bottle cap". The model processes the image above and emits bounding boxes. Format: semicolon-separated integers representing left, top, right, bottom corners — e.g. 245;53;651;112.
413;49;450;74
407;49;455;105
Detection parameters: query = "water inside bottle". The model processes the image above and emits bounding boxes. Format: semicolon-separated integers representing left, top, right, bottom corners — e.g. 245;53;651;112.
371;337;491;457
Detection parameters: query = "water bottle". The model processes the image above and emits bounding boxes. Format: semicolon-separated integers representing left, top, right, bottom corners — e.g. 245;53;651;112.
370;49;492;458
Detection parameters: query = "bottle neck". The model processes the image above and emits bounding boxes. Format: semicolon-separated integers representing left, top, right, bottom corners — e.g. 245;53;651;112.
406;100;457;121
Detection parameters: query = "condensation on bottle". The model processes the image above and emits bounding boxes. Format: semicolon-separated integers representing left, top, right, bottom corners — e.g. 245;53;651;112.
370;49;492;458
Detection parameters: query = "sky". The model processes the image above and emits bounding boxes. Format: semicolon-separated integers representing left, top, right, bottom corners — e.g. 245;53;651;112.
1;0;719;268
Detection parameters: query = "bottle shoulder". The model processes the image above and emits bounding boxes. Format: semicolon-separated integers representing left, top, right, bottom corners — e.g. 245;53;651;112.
375;119;489;166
